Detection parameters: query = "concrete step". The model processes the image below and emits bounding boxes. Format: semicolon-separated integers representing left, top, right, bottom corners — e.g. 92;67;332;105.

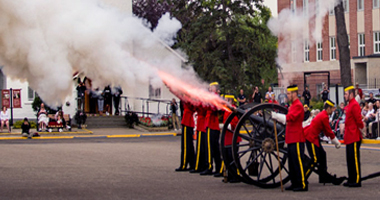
86;116;126;128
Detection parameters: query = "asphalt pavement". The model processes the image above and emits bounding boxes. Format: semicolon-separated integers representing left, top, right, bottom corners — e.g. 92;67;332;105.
1;130;380;199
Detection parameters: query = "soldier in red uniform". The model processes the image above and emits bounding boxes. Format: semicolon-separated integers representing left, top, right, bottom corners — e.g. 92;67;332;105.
303;99;345;185
190;104;208;173
272;85;307;192
343;85;365;187
175;101;196;172
222;95;241;183
200;82;222;176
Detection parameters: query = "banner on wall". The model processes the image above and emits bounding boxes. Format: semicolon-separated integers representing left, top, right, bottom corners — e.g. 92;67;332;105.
12;89;22;108
2;90;10;108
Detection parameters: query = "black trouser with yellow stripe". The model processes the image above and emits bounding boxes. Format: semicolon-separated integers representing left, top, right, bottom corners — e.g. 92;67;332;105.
346;141;361;184
288;142;307;189
179;125;195;170
206;128;222;173
305;140;327;182
194;131;207;171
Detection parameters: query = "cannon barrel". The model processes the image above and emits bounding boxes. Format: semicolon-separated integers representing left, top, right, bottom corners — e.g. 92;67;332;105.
228;105;284;133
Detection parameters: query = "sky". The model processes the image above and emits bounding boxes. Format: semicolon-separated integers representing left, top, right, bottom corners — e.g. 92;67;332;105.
263;0;278;17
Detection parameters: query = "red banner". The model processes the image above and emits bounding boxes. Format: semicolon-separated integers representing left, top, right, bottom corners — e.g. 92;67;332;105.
2;90;10;108
13;89;22;108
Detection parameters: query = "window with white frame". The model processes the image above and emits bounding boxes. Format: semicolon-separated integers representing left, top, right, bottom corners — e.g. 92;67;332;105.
317;42;323;61
28;86;36;101
343;0;349;12
315;0;320;15
304;40;310;62
291;0;296;13
358;0;364;11
374;32;380;53
358;33;365;56
292;41;297;63
374;0;380;9
303;0;308;17
330;37;336;60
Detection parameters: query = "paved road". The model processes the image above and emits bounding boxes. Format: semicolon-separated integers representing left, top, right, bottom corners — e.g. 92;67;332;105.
1;137;380;199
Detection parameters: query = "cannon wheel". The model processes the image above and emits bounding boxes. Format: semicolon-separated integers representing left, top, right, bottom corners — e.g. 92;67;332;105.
220;103;257;183
232;103;291;188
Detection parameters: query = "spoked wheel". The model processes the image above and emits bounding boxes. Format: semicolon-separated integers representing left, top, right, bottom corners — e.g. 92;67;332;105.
232;103;290;188
220;103;257;183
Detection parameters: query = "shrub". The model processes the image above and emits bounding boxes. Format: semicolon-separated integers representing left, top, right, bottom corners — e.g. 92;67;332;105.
13;120;37;129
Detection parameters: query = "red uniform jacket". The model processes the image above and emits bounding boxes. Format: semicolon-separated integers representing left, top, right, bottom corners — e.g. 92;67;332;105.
285;99;305;144
344;98;364;144
196;105;207;133
223;106;241;146
205;106;220;131
181;102;195;128
303;110;335;147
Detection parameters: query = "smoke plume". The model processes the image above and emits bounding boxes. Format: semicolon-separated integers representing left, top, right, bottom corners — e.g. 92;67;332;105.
267;0;339;87
0;0;192;106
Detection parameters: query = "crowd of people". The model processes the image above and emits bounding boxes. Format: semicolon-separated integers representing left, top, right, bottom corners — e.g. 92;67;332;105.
76;78;123;116
171;81;368;191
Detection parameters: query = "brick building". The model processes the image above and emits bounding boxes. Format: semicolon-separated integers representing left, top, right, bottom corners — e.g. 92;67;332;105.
277;0;380;102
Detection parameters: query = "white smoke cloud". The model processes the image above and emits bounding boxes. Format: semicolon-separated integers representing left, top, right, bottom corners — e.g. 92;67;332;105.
0;0;186;106
267;0;339;87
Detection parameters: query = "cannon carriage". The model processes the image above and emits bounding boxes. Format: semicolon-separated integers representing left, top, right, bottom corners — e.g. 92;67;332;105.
220;103;311;188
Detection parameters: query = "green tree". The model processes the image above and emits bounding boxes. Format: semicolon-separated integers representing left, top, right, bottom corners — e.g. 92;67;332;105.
167;0;278;97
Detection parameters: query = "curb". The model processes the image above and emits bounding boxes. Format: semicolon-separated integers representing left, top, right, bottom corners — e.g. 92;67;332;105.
0;132;179;140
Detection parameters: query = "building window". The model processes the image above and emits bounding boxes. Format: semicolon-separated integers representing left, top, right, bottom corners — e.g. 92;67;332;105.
292;41;297;63
290;0;296;13
343;0;349;12
28;87;36;101
358;0;364;11
304;41;310;62
317;42;323;61
149;81;161;99
330;37;336;60
358;33;365;56
303;0;308;17
374;0;380;9
374;32;380;53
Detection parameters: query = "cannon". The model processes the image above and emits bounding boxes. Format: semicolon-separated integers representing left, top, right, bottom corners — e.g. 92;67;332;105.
220;103;310;188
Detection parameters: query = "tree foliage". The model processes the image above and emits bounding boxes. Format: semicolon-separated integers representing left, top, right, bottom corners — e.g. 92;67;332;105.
166;0;278;95
132;0;172;30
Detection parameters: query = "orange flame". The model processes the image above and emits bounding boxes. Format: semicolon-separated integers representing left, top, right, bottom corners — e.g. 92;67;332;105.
158;71;231;111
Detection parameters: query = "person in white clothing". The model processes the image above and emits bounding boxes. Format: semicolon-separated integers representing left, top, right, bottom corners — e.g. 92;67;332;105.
0;106;10;132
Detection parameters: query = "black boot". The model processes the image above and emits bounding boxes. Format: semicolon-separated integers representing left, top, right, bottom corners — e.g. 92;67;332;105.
332;176;347;185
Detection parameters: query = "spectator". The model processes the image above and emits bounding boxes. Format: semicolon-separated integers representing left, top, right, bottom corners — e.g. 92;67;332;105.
113;86;123;115
356;83;363;99
21;117;31;137
277;88;288;106
355;89;361;103
362;102;369;117
303;105;310;121
94;88;104;115
37;103;49;132
252;86;263;103
76;81;86;110
364;103;376;128
103;86;112;115
302;86;311;106
55;110;71;131
368;101;380;138
264;93;270;102
266;86;274;98
367;92;377;104
75;110;87;129
320;86;329;102
360;94;366;105
170;98;180;131
237;89;247;106
337;102;346;139
0;106;10;132
268;93;278;104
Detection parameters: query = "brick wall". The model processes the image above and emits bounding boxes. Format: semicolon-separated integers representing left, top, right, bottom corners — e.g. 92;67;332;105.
365;0;373;55
349;0;358;57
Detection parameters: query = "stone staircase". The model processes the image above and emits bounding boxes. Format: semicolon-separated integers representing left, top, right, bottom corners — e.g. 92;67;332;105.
85;115;127;128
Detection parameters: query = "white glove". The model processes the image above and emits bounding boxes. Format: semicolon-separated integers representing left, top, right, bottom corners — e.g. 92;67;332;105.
360;128;366;138
271;112;286;125
331;137;341;149
227;124;232;130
